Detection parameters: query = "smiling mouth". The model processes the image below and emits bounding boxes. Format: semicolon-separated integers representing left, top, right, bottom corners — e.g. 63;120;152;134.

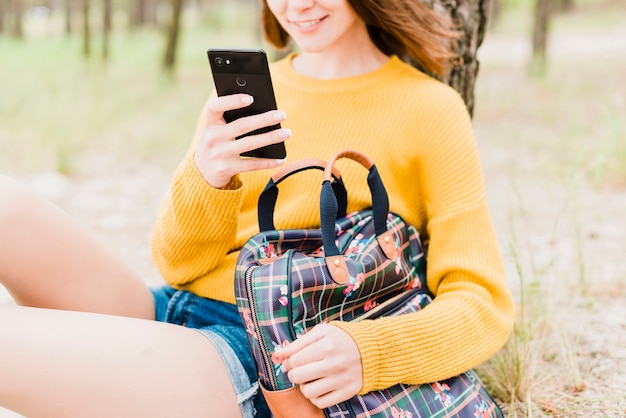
291;17;325;28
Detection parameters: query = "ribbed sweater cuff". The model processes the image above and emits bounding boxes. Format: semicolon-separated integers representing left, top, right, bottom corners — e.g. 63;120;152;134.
176;154;243;217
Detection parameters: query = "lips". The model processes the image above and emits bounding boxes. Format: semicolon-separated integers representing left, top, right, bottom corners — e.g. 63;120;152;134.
289;16;327;29
293;18;321;28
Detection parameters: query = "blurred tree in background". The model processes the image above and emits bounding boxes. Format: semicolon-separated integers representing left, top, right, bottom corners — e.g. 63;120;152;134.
63;0;71;34
0;0;5;33
8;0;25;38
163;0;183;71
489;0;578;76
81;0;89;57
529;0;574;76
128;0;158;28
103;0;112;59
531;0;552;75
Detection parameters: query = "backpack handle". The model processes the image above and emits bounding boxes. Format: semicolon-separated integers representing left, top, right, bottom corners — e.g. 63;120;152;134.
258;158;347;232
321;150;395;284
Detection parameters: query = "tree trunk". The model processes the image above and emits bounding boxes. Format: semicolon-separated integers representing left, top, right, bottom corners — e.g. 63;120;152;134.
428;0;491;118
103;0;112;60
531;0;553;76
163;0;184;72
13;0;24;38
489;0;501;26
129;0;146;28
64;0;72;35
556;0;573;13
0;0;5;34
82;0;90;58
144;0;159;26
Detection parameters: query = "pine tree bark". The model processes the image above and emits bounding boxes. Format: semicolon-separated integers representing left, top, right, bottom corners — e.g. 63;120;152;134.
427;0;491;118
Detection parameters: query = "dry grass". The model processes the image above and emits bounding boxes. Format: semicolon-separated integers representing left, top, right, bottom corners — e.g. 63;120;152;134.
473;1;626;415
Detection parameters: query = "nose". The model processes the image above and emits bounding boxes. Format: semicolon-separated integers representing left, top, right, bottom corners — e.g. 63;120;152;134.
287;0;314;10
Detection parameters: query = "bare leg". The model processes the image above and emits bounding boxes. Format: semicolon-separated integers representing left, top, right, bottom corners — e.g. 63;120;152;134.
0;175;153;318
0;305;241;417
0;177;241;416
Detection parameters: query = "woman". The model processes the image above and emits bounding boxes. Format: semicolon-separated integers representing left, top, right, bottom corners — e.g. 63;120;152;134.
0;0;514;416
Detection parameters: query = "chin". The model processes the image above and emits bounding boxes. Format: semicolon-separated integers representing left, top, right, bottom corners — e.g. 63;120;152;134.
294;42;328;54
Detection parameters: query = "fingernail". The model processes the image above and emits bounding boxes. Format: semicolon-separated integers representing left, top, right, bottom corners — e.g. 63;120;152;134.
276;158;286;165
242;95;254;104
280;364;287;373
278;128;291;138
273;110;286;121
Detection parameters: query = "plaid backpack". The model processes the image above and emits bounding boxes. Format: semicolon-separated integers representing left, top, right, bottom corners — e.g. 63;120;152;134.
235;150;503;418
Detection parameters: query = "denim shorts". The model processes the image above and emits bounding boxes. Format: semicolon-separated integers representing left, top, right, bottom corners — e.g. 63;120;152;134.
151;285;271;418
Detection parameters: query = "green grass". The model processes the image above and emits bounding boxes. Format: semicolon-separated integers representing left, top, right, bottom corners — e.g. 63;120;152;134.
491;0;626;37
1;33;181;173
0;9;263;175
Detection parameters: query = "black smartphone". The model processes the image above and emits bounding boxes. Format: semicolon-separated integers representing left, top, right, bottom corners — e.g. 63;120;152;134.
207;48;286;159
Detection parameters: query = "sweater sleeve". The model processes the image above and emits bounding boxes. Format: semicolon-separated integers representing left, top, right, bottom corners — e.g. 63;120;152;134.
150;99;245;287
332;86;514;393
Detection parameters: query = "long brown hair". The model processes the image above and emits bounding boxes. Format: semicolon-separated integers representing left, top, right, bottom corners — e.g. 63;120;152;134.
260;0;458;77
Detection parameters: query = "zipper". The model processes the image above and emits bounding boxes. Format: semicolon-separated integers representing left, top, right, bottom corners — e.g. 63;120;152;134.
245;266;279;390
352;288;432;322
285;250;298;340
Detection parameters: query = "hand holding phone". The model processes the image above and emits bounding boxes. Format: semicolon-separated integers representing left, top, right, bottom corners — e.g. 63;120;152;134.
208;49;287;160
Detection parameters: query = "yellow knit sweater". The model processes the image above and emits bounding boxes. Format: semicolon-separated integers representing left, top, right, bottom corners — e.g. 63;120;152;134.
151;54;514;393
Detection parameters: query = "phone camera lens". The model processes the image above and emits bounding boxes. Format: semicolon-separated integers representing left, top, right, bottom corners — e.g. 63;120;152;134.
215;57;224;66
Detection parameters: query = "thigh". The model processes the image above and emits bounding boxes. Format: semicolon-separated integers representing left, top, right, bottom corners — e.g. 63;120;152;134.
152;288;272;417
0;175;153;319
0;305;241;418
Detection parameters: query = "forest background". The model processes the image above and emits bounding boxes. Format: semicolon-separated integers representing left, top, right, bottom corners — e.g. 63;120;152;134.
0;0;625;416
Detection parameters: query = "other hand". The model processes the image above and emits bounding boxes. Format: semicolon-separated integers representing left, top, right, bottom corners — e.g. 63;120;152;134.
272;324;363;409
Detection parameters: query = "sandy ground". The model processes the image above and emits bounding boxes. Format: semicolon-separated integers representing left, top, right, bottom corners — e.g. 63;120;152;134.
474;21;626;415
2;115;625;418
